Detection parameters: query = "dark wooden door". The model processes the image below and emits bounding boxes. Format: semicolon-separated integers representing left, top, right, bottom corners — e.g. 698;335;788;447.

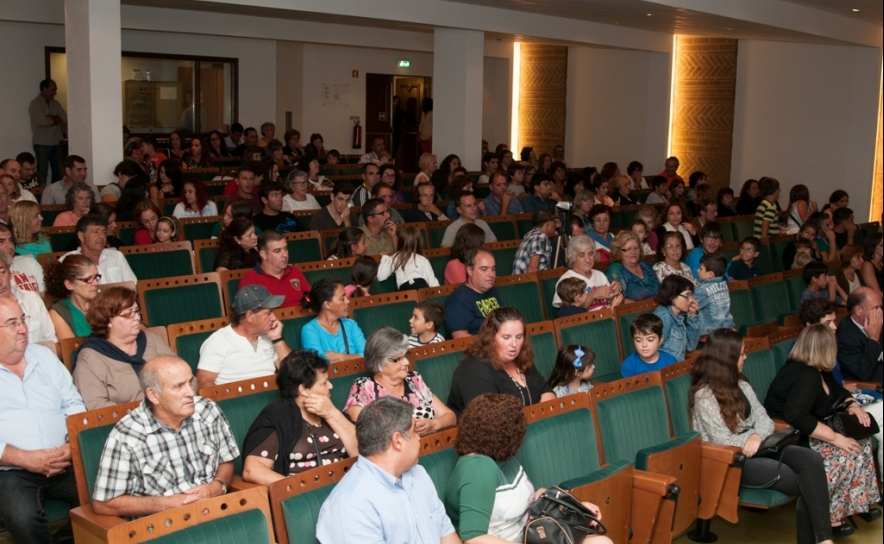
393;77;426;173
365;73;393;157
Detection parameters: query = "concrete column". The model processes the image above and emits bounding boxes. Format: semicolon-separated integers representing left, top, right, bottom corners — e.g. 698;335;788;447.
65;0;122;191
433;28;484;170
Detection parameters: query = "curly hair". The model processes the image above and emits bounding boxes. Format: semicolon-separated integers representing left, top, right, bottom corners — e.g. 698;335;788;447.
180;179;210;214
64;182;95;212
10;201;44;246
86;286;138;338
455;394;527;461
44;254;95;299
465;307;535;374
276;350;329;399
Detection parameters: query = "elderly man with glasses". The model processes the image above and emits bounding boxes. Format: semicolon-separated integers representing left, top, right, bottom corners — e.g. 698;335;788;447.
360;198;398;256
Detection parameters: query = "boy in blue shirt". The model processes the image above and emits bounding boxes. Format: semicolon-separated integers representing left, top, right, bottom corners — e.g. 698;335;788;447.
694;253;734;335
621;313;678;378
555;277;590;318
800;261;846;306
686;222;723;278
728;236;763;280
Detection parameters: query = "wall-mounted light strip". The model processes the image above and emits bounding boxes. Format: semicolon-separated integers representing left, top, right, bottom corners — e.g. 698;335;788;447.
511;42;521;153
870;59;883;222
667;34;678;157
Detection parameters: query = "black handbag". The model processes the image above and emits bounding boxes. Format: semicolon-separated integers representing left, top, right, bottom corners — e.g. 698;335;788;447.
823;399;880;440
524;486;607;544
742;428;801;489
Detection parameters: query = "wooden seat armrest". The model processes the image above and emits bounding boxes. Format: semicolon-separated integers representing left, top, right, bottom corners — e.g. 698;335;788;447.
701;442;740;464
228;475;266;493
632;469;677;496
71;504;127;543
773;419;791;432
844;380;881;391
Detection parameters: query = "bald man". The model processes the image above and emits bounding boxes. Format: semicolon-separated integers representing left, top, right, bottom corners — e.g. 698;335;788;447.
92;356;239;518
836;287;883;383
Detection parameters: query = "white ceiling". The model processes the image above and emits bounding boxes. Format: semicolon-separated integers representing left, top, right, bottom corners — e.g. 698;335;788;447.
781;0;882;26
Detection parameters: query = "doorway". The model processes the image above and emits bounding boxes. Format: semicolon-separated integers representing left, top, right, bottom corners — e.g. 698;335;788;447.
365;74;431;173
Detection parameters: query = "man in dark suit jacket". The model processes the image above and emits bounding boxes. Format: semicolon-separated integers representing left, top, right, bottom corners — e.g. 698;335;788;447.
836;287;883;383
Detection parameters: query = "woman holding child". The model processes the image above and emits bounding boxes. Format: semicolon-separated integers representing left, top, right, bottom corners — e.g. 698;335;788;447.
552;235;623;312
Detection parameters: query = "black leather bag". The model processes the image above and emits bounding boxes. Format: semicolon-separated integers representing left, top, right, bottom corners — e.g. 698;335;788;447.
523;486;607;544
823;399;880;440
754;428;800;458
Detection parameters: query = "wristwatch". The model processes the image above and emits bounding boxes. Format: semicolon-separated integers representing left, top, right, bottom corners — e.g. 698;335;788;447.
214;479;227;494
271;337;285;344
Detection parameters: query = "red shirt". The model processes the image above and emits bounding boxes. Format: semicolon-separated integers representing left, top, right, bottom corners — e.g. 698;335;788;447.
239;264;310;308
658;170;684;188
146;153;167;183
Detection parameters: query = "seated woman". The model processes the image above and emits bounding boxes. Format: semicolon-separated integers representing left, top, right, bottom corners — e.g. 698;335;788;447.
45;254;99;341
378;164;406;204
414;153;437;187
150;159;183;203
297;154;333;191
214;217;259;272
72;287;175;410
114;177;149;222
782;222;826;270
405;182;448;223
571;190;595;232
605;231;659;303
206;130;229;158
172;179;217;219
764;324;881;535
587;205;614;261
653;275;700;362
53;183;96;227
552;235;623;312
241;350;357;484
180;135;212;169
860;233;882;292
327;227;367;260
212;199;258;239
10;201;51;257
448;307;555;417
612;175;638;206
655;200;697;251
653;231;698;286
344;326;455;434
282;170;320;212
300;277;367;361
690;328;834;544
133;199;162;245
445;223;485;285
445;393;613;544
834;245;865;295
0;255;56;345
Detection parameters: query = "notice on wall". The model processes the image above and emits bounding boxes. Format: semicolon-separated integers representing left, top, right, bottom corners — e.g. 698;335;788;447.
159;86;177;100
322;83;349;107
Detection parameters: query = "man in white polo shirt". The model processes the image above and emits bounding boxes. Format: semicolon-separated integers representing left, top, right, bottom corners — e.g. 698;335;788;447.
196;285;291;389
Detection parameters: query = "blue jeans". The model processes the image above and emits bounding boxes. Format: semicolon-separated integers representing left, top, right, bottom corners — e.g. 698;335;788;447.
0;467;78;544
34;144;63;183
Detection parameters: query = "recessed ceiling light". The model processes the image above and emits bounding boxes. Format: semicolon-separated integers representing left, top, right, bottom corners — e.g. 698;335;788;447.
646;13;652;16
852;8;859;11
725;27;732;30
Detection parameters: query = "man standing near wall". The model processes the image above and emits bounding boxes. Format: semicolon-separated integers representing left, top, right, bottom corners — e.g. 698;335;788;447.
28;79;66;184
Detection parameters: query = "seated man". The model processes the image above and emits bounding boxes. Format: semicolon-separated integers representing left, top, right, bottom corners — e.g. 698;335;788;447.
520;173;559;214
62;214;137;284
239;231;310;308
512;210;555;275
222;164;263;215
92;357;239;519
252;182;302;234
197;285;291;388
0;297;84;544
316;397;459;544
444;250;502;338
0;223;44;292
440;192;497;247
359;198;398;256
483;171;523;216
836;287;883;383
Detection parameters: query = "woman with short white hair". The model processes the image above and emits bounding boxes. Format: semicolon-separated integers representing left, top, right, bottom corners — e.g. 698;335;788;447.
553;235;623;312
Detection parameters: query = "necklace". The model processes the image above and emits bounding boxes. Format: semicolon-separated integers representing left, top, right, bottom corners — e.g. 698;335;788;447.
506;369;529;406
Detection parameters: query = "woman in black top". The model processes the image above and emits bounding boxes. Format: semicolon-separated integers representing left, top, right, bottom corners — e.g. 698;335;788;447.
764;324;880;532
448;307;554;417
214;217;258;272
735;179;762;215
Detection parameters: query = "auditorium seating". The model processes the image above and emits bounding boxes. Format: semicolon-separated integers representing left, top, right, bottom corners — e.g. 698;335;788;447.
614;299;659;359
555;309;622;382
349;290;419;336
410;337;474;405
327;357;372;409
120;241;194;280
167;316;231;372
180;215;221;242
537;266;566;319
138;273;225;327
493;272;544;323
526;320;558;378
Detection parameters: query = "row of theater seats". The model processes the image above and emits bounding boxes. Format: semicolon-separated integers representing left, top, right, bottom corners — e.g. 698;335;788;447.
60;327;813;544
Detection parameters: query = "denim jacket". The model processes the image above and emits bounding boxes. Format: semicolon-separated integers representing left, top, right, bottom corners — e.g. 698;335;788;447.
653;304;700;362
694;276;734;336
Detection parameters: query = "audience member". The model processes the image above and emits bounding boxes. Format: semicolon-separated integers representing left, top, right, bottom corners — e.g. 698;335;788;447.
694;254;734;336
359;198;398;255
728;236;764;281
645;176;669;204
822;190;850;221
548;345;596;396
0;160;36;204
346;255;379;298
506;163;527;197
0;223;44;292
166;130;187;160
656;200;697;251
444;223;485;285
301;277;367;361
358;136;392;166
241;350;357;483
686;222;723;278
809;211;840;262
239;231;310;307
555;277;591;317
440;192;497;247
860;233;882;293
834;245;865;295
150;154;181;203
352;163;381;207
782;222;825;271
836;287;883;383
801;261;846;305
735;179;761;216
44;254;97;341
0;297;83;544
753;177;781;238
484;171;523;215
414;153;437;186
327;226;366;260
444;249;502;338
784;184;817;235
368;182;405;225
376;225;438;289
658;156;684;187
621;313;678;377
173;179;217;219
252;182;302;233
717;187;737;218
197;285;289;388
408;300;445;347
282;169;320;211
606;231;659;302
133;199;162;245
73;287;175;409
521;174;559;213
690;328;834;544
553;234;623;311
448;307;555;416
156;216;179;245
406;182;448;222
222;164;263;215
653;275;700;361
41;155;88;205
214;217;258;272
10;201;51;257
586;205;614;260
16;152;43;190
512;210;556;274
62;214;137;284
91;356;239;518
309;180;354;231
653;231;698;286
29;79;67;183
113;175;149;222
281;129;302;159
477;152;499;185
831;207;857;250
631;220;655;256
0;254;56;346
99;159;140;203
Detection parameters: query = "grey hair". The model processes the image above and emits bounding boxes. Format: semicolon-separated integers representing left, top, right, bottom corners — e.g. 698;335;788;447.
565;234;596;266
356;396;414;457
138;361;165;396
64;182;95;212
364;327;409;373
285;169;308;186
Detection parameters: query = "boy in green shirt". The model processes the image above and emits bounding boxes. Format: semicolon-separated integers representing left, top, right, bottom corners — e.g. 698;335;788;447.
753;177;781;239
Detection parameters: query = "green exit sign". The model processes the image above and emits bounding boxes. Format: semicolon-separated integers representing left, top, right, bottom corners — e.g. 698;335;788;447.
398;60;411;68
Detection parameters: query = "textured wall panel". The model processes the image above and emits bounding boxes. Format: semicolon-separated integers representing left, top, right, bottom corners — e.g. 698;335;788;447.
519;44;567;156
873;86;883;222
671;37;737;192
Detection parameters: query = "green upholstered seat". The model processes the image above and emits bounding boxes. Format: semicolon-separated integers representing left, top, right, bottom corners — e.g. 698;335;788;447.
50;231;77;252
315;193;331;207
182;221;218;242
768;240;790;273
487;220;517;242
118;225;137;246
594;386;675;465
183;171;221;182
729;288;756;333
142;283;224;328
281;485;335;544
303;265;352;287
770;339;794;372
287;237;323;262
371;276;398;295
428;224;448;249
783;275;805;317
755;245;773;275
738;488;794;508
352;298;416;336
489;246;518;277
518;408;604;488
418;447;459;501
742;350;778;403
41;208;64;227
732;219;755;242
538;272;562;321
516;217;534;239
329;370;373;410
215;390;280;475
664;373;693;437
720;245;740;263
495;281;544;324
279;314;318;351
175;330;217;373
79;425;118;498
161;201;177;215
427;253;450;284
124;249;194;280
558;318;621;382
530;329;558;380
413;350;465;406
197;246;218;274
147;508;271;544
749;280;788;325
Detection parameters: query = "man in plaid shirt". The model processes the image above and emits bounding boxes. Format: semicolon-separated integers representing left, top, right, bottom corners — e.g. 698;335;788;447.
91;356;239;518
512;210;556;275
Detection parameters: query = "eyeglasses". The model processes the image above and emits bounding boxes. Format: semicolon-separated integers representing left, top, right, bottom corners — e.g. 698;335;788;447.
370;210;390;217
118;308;142;320
0;315;28;329
664;244;683;250
739;247;757;253
677;292;695;300
381;172;396;178
621;246;641;253
76;274;102;284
